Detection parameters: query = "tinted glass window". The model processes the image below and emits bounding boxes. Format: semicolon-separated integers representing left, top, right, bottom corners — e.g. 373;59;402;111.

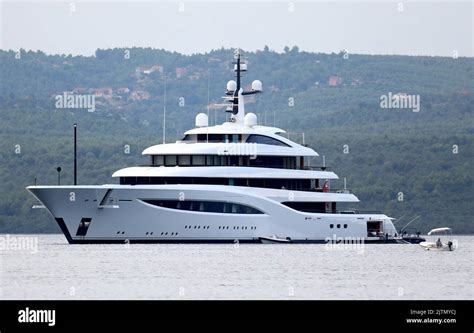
153;155;164;165
246;135;290;147
193;155;206;165
282;201;327;213
178;155;191;166
142;200;263;214
165;155;177;166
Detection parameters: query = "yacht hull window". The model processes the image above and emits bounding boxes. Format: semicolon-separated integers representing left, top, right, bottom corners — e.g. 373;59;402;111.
141;200;263;214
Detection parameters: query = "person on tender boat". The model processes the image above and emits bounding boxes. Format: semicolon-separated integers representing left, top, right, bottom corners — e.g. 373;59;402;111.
436;238;443;248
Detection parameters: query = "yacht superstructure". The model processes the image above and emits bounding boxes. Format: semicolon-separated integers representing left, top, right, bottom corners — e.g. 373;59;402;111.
27;52;397;244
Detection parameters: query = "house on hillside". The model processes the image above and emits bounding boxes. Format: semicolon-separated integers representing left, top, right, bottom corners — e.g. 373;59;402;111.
117;87;130;94
189;73;201;80
328;75;342;87
176;67;188;79
73;87;89;94
94;87;113;97
130;90;150;101
135;65;164;76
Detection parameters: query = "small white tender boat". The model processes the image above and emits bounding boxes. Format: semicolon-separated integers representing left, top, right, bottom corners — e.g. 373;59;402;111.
259;235;292;244
419;227;457;251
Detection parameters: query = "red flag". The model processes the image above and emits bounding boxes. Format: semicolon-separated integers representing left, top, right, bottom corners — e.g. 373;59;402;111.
322;180;329;193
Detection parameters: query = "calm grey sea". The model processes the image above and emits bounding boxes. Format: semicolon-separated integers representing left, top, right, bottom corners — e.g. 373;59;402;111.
0;234;472;300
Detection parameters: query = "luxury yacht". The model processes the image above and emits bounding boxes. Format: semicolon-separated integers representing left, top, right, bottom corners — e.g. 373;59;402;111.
27;52;397;244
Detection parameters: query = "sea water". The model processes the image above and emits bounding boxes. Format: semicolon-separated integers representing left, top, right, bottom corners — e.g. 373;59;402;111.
0;234;472;300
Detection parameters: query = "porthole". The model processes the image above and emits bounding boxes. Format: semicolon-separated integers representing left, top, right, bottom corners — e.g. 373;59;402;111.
330;224;334;228
344;224;348;229
117;231;120;234
122;231;125;234
337;224;341;228
150;232;153;235
161;232;164;235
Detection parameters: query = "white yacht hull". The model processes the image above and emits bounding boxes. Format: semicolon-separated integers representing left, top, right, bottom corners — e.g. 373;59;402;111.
27;185;396;244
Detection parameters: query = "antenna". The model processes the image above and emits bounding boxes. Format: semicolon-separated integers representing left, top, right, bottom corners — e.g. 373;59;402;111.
73;123;77;185
207;70;210;142
163;77;166;144
236;52;241;92
57;166;62;185
393;215;406;225
400;215;421;234
229;51;242;115
220;50;262;123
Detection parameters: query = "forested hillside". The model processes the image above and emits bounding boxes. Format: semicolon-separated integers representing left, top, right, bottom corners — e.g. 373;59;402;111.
0;47;473;233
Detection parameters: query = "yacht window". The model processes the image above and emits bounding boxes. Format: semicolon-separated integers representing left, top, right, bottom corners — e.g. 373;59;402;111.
178;155;191;166
208;134;222;142
153;155;164;166
249;156;285;168
165;155;177;166
246;135;290;147
207;155;223;166
141;200;264;214
229;156;239;166
282;201;326;213
193;155;206;166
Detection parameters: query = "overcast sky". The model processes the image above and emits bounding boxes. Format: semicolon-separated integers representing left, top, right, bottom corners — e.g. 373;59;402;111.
1;1;472;57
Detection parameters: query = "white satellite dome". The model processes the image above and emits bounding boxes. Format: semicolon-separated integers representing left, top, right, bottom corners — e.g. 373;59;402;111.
244;113;257;127
195;113;208;127
251;80;262;92
226;80;237;92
